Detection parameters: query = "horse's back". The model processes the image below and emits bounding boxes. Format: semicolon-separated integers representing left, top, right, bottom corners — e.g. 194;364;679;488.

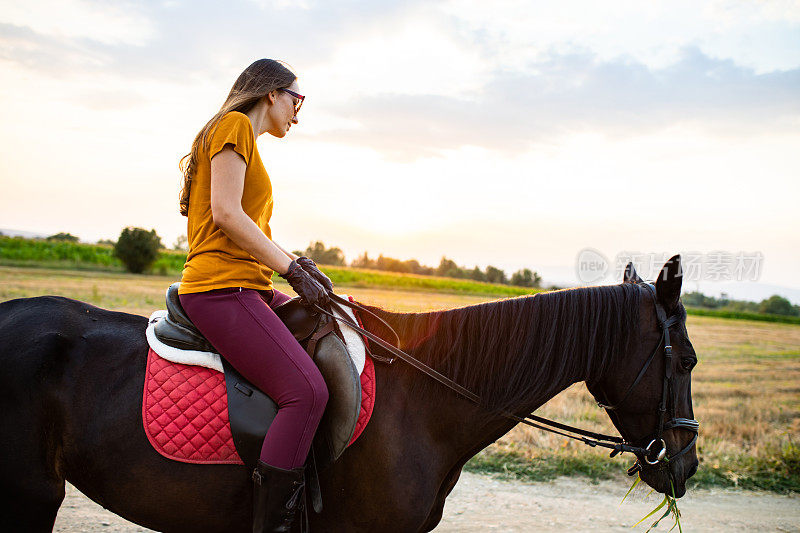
0;295;145;382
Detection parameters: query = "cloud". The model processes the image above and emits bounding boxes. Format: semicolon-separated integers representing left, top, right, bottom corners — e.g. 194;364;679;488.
313;47;800;159
1;0;155;46
438;0;800;73
1;0;798;160
0;24;112;75
0;1;422;84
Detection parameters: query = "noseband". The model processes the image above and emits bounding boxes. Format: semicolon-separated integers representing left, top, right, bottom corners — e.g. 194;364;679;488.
314;282;699;473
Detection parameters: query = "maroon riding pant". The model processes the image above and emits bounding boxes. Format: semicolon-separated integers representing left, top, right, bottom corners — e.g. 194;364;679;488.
179;287;328;470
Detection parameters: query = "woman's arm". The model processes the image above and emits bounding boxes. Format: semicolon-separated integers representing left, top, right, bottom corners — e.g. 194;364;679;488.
210;146;292;275
273;241;299;262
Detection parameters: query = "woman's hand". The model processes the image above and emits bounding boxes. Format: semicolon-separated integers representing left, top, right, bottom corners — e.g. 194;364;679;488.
280;260;330;307
296;257;334;292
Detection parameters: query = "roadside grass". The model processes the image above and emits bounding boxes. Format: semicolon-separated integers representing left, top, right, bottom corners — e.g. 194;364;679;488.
1;265;798;493
466;448;617;484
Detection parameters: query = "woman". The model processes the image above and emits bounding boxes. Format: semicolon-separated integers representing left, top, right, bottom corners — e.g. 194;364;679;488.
177;59;331;533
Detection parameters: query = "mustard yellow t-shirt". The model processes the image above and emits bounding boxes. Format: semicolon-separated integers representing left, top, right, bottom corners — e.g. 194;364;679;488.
179;111;274;294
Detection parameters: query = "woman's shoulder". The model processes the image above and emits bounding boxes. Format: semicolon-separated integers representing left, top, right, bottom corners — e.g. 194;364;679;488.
209;111;255;143
216;111;253;132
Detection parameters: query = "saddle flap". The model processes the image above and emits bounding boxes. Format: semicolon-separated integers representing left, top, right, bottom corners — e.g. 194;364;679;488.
311;323;362;471
221;358;278;470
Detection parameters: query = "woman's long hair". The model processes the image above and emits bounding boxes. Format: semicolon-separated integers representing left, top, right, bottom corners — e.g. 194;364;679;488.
178;59;296;216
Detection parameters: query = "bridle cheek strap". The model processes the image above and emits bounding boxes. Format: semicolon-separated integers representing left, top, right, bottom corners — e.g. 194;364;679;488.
611;284;699;471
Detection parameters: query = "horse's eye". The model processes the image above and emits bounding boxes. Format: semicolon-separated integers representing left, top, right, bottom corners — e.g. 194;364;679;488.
680;357;696;372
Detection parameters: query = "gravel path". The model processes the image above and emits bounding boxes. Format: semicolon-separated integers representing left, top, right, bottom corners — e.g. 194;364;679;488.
54;474;799;532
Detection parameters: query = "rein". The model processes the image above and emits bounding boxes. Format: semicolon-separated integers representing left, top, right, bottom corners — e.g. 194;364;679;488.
314;284;698;470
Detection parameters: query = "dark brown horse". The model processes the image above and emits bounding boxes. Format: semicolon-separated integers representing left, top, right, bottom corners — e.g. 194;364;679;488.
0;256;697;532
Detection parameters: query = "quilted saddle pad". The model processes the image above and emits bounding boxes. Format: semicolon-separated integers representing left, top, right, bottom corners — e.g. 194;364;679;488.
142;348;376;465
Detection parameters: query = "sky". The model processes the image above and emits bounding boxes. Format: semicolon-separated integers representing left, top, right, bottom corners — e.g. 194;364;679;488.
1;0;799;300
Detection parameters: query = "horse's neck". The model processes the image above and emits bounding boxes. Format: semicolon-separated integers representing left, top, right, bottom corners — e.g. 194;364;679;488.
373;305;586;459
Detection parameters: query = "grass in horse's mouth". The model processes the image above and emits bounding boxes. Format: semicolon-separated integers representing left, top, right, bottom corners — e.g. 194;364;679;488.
622;474;683;532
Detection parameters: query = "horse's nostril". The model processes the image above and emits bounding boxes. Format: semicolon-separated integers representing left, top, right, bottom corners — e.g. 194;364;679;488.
687;463;698;478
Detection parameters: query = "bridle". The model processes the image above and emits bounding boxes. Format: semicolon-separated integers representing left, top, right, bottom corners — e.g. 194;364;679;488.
593;282;699;473
313;281;699;473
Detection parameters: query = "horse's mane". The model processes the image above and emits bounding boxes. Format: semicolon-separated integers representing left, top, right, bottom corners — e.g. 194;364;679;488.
360;283;643;414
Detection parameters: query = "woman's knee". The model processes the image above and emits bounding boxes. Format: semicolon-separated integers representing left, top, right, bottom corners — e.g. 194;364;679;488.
308;373;328;415
284;371;328;415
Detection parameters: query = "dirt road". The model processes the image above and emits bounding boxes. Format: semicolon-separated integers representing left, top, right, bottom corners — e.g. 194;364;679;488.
53;473;798;532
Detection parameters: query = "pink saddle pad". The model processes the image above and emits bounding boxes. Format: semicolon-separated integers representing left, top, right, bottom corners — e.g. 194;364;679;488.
142;345;376;465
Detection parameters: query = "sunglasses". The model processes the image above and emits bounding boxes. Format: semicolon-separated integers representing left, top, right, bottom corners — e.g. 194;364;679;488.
280;88;305;115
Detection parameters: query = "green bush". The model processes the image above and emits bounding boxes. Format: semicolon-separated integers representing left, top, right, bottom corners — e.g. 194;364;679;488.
759;295;799;317
46;232;79;242
114;228;163;274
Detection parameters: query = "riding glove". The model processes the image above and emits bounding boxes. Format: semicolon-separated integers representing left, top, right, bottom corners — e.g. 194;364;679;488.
296;256;334;292
280;259;329;307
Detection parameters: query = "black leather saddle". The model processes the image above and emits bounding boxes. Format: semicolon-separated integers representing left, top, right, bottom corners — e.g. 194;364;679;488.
152;283;362;473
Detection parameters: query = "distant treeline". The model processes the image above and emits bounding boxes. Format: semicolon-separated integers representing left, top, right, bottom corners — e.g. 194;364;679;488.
4;234;798;322
295;241;543;288
683;291;799;318
0;234;539;298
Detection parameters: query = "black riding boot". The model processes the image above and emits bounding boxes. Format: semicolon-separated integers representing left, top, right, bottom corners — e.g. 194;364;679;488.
252;461;307;533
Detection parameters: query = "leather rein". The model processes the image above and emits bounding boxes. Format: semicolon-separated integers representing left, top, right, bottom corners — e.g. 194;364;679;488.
312;282;699;471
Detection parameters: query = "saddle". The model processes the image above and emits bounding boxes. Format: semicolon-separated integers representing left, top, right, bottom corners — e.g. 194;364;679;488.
152;283;362;473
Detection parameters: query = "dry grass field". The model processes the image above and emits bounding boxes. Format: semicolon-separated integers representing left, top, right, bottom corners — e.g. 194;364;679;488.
1;265;798;492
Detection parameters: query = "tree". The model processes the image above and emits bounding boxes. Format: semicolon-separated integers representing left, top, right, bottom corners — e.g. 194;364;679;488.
437;257;459;277
376;254;410;273
351;252;375;269
510;268;542;288
485;265;507;284
468;266;486;282
682;291;719;308
46;232;79;242
303;241;345;266
114;227;162;274
759;295;798;316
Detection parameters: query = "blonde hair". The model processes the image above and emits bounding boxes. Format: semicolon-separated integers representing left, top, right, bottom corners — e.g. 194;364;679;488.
179;59;296;216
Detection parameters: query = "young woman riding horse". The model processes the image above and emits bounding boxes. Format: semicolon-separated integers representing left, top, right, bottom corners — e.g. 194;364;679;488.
177;58;333;532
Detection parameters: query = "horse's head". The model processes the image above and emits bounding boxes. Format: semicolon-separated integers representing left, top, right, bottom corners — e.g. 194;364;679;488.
587;254;699;497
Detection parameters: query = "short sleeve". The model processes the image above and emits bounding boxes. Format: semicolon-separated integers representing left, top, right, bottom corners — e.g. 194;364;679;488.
207;112;254;165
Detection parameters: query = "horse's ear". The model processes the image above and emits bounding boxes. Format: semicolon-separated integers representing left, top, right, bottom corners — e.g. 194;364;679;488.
623;262;643;284
655;254;683;311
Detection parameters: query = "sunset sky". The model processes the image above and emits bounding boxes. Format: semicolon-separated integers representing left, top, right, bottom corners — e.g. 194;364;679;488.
1;1;798;300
